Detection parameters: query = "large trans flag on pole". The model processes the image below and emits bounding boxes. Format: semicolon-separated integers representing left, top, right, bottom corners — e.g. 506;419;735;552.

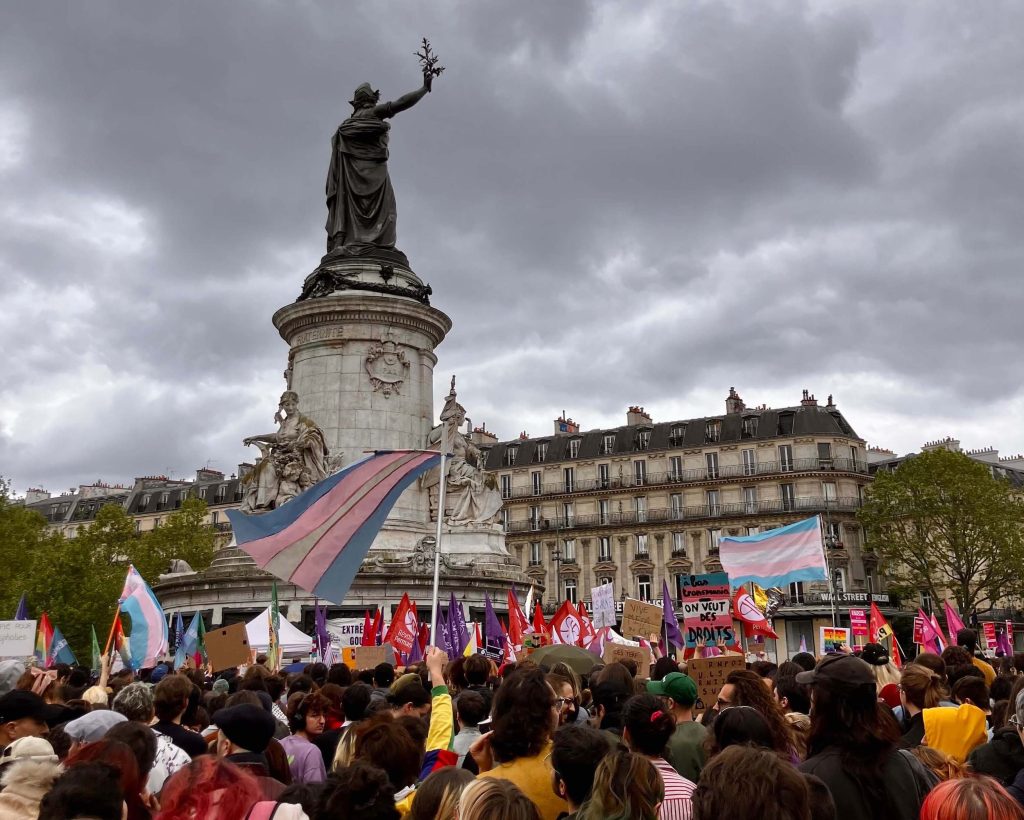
228;450;441;603
119;566;168;670
719;515;828;589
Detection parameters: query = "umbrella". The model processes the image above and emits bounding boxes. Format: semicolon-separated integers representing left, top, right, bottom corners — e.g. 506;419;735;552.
528;644;599;675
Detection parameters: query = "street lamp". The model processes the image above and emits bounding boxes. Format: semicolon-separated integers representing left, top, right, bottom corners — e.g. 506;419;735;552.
550;545;562;606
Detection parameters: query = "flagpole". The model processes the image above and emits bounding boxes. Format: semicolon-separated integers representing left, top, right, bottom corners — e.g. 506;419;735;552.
102;603;120;657
818;514;838;628
430;450;448;649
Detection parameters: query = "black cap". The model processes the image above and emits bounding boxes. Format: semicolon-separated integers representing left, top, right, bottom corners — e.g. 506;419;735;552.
795;654;874;687
0;691;63;725
213;703;276;753
858;643;890;667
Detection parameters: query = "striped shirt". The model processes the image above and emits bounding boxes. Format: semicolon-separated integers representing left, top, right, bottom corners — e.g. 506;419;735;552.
651;756;696;820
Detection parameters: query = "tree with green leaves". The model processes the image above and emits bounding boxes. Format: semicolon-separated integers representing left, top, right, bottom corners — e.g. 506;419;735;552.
858;449;1024;617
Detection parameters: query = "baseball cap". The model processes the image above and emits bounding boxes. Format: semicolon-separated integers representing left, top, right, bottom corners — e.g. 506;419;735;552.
795;654;874;687
0;691;62;725
646;672;698;706
0;736;57;766
858;643;890;667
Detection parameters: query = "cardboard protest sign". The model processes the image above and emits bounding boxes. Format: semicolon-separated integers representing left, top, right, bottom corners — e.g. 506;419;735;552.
819;626;850;653
0;620;36;658
205;623;253;672
687;654;746;712
619;598;663;639
354;643;396;670
849;609;868;638
602;644;650;679
591;583;616;629
679;573;735;648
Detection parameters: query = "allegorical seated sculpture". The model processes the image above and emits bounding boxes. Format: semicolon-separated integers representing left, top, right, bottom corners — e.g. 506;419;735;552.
240;391;329;513
422;378;503;527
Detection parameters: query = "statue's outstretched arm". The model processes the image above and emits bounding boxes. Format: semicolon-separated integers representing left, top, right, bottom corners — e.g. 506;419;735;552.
375;73;431;118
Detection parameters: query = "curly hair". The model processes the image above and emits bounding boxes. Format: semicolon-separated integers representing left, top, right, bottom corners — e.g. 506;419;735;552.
286;691;330;734
317;762;399;820
489;666;556;764
693;745;810;820
723;670;795;757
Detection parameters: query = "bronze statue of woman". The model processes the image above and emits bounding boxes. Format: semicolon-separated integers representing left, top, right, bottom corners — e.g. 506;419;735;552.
324;70;435;259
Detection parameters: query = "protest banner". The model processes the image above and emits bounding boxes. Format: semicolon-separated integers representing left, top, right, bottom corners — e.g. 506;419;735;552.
205;623;253;672
687;654;746;712
820;626;850;653
619;598;663;639
602;644;650;678
354;643;396;669
679;573;735;648
0;620;36;658
591;583;616;629
849;609;868;638
982;622;997;651
912;615;924;646
325;618;369;649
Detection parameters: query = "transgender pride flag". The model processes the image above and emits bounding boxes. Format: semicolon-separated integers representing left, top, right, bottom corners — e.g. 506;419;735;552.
228;450;442;604
119;566;168;669
719;515;828;589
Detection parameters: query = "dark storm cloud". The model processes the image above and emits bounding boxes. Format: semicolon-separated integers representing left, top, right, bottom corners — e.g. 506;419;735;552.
2;0;1022;494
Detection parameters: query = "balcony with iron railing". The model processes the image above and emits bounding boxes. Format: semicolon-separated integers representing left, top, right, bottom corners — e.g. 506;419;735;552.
500;457;867;501
504;495;861;534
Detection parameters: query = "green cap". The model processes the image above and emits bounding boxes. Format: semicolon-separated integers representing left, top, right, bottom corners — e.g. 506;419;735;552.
646;672;697;706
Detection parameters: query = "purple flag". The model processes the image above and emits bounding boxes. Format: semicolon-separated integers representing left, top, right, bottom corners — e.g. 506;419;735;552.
449;592;469;654
14;594;28;621
408;628;424;663
661;579;684;650
997;628;1014;657
483;594;504;652
436;607;451;656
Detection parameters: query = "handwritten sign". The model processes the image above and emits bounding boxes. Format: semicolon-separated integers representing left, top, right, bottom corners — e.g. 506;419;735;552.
819;626;850;654
602;644;650;679
591;583;617;629
354;644;396;670
205;623;253;673
619;598;663;640
680;573;734;648
849;609;868;638
0;620;36;658
687;654;746;712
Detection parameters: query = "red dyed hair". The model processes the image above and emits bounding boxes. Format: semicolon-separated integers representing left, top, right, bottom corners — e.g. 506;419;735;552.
66;740;146;820
155;757;264;820
920;778;1024;820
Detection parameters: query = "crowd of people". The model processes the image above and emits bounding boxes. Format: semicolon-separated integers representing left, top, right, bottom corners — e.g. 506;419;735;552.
1;626;1024;819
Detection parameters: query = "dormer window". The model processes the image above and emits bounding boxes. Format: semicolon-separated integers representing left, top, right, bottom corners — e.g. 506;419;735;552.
635;429;651;451
669;425;687;447
741;416;758;438
504;446;519;467
601;434;616;455
705;421;721;443
533;442;548;463
568;438;581;459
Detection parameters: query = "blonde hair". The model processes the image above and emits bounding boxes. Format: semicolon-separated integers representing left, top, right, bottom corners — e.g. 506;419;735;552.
873;662;901;692
910;746;966;781
459;778;541;820
577;748;664;820
81;686;109;706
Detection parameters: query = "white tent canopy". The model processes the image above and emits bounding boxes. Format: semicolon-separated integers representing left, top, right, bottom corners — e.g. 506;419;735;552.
245;608;314;658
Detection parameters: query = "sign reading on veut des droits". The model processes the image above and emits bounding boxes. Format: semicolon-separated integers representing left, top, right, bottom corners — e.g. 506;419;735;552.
0;620;36;658
680;573;734;648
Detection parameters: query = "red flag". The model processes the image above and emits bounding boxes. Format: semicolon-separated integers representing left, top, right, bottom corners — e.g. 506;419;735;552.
384;594;418;654
508;604;524;655
733;588;779;640
532;603;550;642
359;610;373;647
507;590;530;637
868;603;893;643
577;602;596;648
550;601;583;646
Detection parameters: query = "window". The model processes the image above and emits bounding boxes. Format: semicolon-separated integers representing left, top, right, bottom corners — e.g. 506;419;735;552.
501;508;510;529
530;542;541;564
669;424;687;446
634;460;647;486
745;526;759;536
670;493;683;518
825;521;841;546
563;502;574;527
564;579;578;604
637;534;649;555
637;574;652;601
817;442;833;469
529;506;541;530
706;490;720;516
598;575;613;587
850;446;860;469
563;467;575;494
211;510;219;524
141;494;151;507
705;420;721;443
599;499;610;524
672;531;685;555
780;483;795;512
598;464;610;489
635;496;647;523
742;449;757;476
598;536;612;561
534;442;548;463
866;572;875;594
777;413;794;436
563;539;576;562
568;438;581;459
601;434;616;455
743;486;758;514
832;567;847;593
776;445;792;473
532;471;542;496
705;452;719;479
708;528;721;554
504;446;519;466
160;492;169;504
822;481;837;502
669;456;683;481
789;581;805;604
198;487;207;499
635;429;651;451
920;589;933;613
742;416;759;438
500;475;512;500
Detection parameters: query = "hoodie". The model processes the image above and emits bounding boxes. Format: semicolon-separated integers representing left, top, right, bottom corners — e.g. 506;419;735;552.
921;704;988;764
968;727;1024;786
0;759;62;820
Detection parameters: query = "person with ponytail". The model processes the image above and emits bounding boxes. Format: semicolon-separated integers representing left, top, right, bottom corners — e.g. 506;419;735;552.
621;694;695;820
899;663;946;748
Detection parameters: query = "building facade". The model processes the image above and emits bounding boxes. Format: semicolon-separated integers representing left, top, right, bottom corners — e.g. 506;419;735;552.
481;388;888;655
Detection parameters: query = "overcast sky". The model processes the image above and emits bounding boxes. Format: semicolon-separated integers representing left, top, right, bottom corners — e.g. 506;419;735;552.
2;1;1023;496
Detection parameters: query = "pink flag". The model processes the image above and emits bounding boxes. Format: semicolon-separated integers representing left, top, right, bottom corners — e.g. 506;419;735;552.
943;602;966;644
918;609;944;654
